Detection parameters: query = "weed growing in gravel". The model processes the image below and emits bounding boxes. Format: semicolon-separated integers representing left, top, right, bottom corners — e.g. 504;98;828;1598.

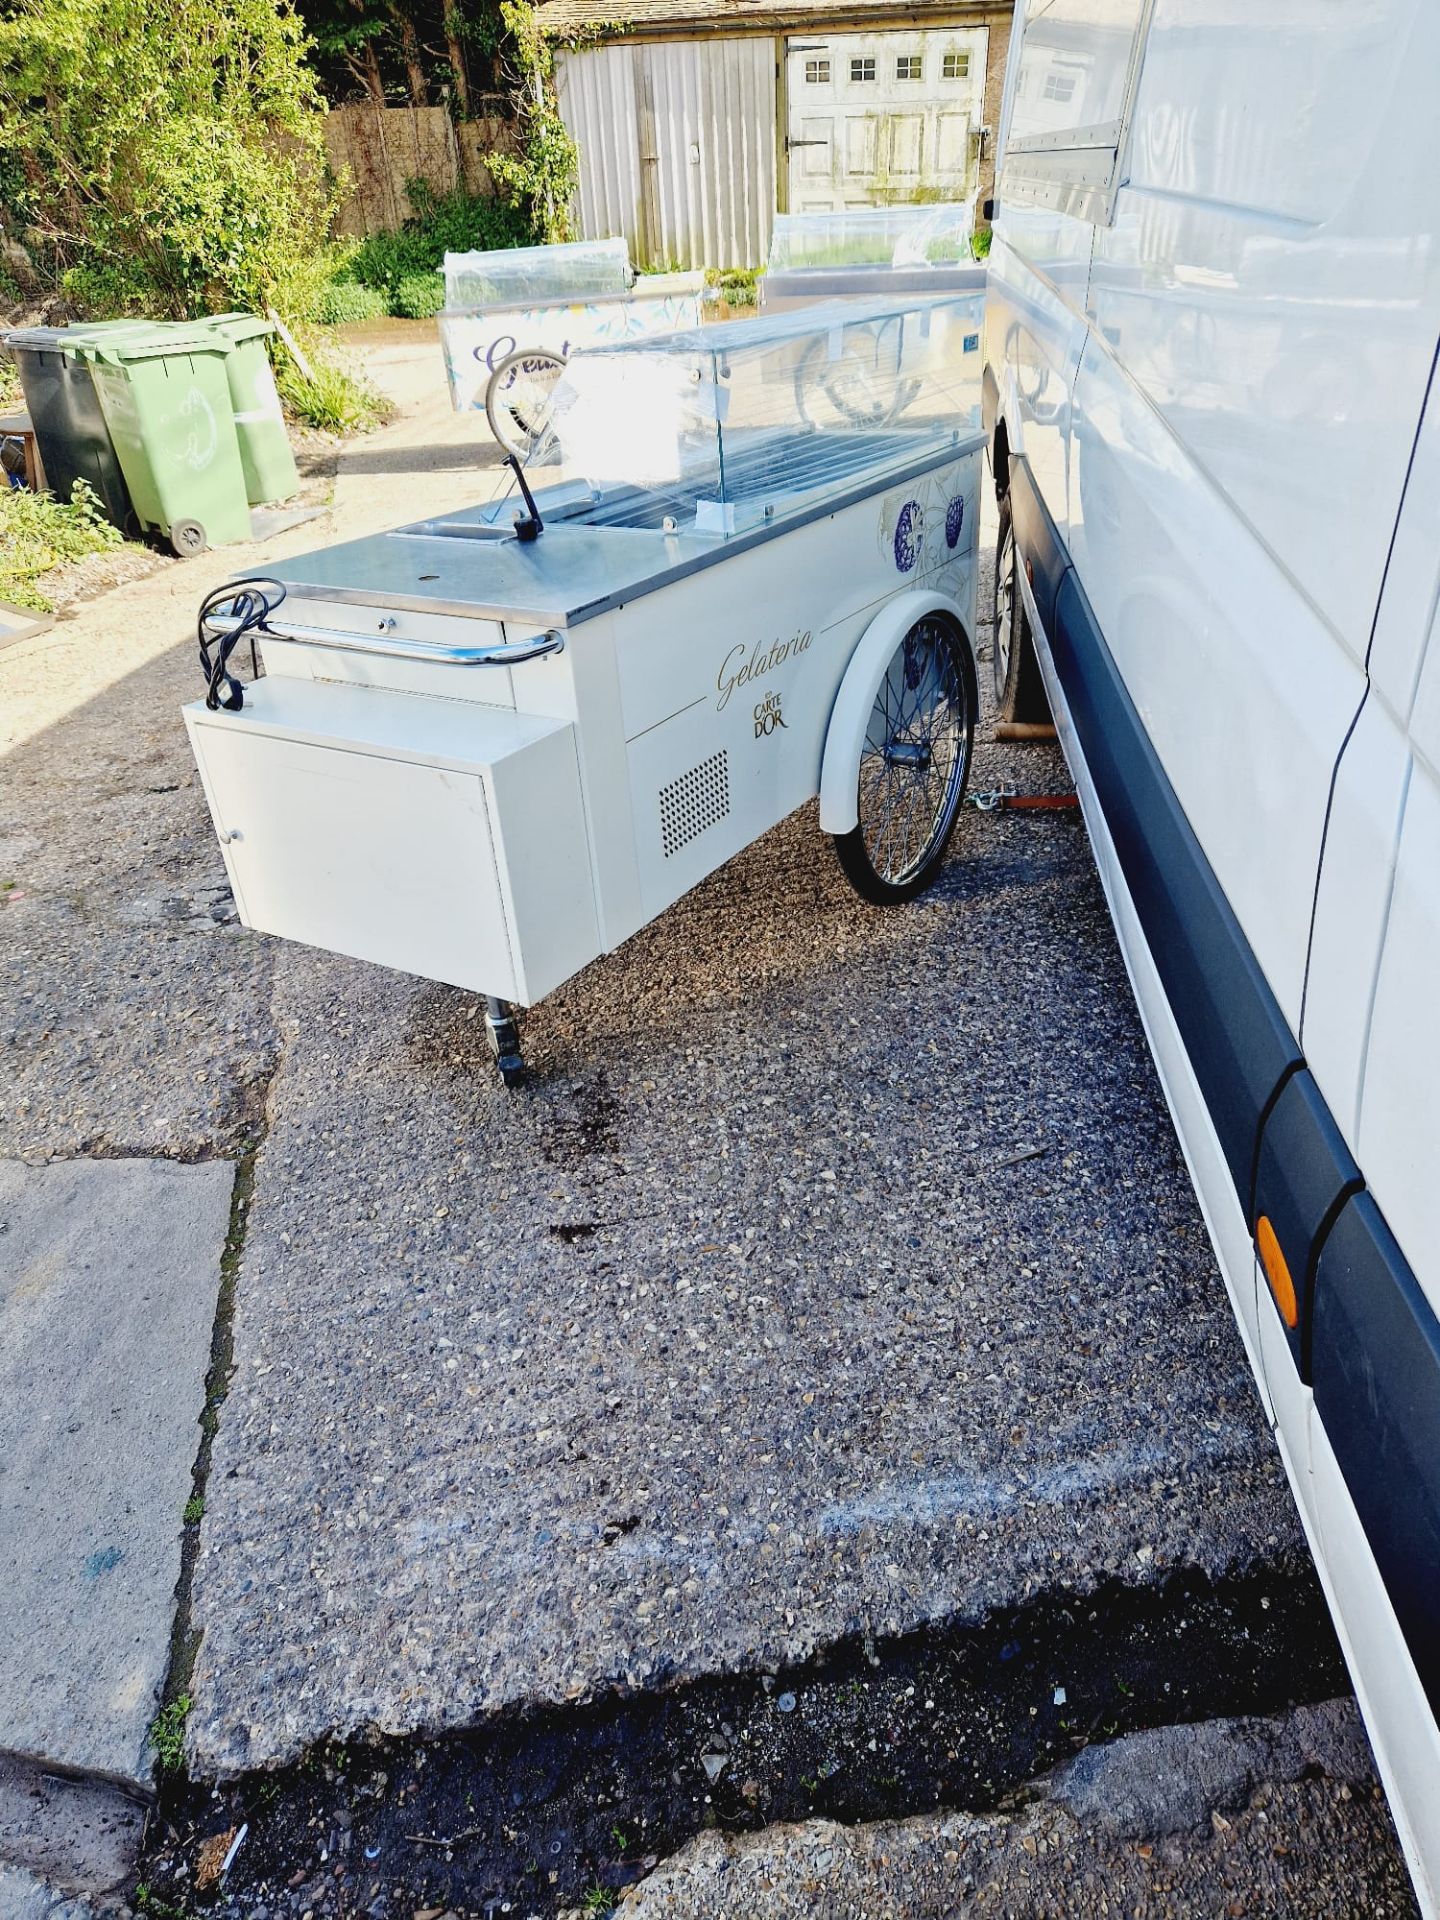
274;348;389;435
134;1886;189;1920
580;1889;615;1915
150;1696;191;1775
183;1495;204;1525
0;477;122;611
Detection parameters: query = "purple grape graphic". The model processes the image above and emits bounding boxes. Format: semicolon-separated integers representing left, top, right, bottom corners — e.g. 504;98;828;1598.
945;494;965;549
893;499;922;572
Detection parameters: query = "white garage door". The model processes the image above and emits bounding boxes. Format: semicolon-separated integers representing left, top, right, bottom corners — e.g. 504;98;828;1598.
786;27;987;212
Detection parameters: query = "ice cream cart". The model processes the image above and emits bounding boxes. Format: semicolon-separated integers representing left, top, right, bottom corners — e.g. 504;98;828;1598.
186;295;984;1082
437;237;705;453
759;205;985;315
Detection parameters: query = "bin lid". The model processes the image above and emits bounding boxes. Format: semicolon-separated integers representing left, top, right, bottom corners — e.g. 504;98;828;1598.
4;319;155;355
195;312;275;343
83;324;229;365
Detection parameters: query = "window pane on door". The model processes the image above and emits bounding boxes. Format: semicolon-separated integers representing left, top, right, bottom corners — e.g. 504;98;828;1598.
850;56;876;80
943;51;971;79
804;58;830;82
897;54;922;79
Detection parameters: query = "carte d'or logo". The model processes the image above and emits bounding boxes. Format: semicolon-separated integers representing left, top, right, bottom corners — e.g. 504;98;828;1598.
754;690;787;737
716;630;812;712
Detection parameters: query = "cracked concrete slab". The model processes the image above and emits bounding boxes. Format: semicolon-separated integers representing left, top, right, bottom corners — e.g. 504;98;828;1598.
616;1699;1419;1919
186;555;1304;1771
0;1755;142;1915
0;1156;233;1785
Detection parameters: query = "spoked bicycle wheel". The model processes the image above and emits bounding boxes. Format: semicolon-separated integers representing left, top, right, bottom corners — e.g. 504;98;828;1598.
485;348;567;459
835;612;977;903
793;319;922;431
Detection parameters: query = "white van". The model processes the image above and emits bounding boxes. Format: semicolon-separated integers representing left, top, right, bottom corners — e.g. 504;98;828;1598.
983;1;1440;1906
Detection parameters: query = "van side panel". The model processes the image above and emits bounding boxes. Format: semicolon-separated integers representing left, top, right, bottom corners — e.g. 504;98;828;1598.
1066;333;1360;1028
984;212;1092;537
1090;0;1440;665
990;2;1440;1904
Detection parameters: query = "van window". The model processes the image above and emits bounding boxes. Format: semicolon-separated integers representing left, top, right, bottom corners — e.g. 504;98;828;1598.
1008;0;1148;145
1002;0;1151;220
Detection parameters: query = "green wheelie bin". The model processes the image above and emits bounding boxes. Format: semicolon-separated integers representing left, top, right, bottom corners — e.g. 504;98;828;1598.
83;325;252;556
197;313;299;506
3;320;153;531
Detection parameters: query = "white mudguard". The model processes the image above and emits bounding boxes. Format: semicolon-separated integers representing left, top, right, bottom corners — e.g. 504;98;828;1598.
818;588;971;836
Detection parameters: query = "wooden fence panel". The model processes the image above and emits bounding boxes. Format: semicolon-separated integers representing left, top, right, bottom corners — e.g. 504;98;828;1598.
320;105;517;236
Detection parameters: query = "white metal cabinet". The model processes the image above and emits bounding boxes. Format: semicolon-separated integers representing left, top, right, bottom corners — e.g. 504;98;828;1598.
186;680;600;1005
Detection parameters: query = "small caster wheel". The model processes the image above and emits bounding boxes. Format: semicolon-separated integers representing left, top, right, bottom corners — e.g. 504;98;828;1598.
484;996;527;1088
171;518;208;558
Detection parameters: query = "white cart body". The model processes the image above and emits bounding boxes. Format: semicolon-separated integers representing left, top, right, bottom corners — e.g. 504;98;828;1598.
185;296;984;1009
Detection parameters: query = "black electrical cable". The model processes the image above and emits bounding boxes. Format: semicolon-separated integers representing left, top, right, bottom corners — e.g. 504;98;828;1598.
197;576;287;712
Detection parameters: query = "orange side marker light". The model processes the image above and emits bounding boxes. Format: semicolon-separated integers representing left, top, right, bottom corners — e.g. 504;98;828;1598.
1257;1215;1298;1329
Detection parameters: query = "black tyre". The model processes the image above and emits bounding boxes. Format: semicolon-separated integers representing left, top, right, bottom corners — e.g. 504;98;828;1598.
993;491;1050;723
485;348;567;459
170;517;208;558
835;611;977;905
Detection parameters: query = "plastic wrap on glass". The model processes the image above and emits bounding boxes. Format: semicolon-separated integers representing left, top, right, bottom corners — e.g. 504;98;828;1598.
442;238;632;311
519;294;982;538
765;205;975;274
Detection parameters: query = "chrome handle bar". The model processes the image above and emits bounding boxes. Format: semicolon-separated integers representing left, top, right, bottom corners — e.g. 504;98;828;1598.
203;613;564;668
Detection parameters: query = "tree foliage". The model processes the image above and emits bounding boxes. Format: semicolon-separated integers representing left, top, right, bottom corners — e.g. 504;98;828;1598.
485;0;576;243
296;0;576;244
297;1;507;113
0;0;340;317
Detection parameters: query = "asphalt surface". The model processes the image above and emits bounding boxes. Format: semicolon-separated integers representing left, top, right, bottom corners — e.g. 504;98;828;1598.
617;1700;1419;1920
185;539;1302;1774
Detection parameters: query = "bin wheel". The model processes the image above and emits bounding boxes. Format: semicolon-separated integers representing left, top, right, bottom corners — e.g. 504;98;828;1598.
171;518;208;558
834;611;976;904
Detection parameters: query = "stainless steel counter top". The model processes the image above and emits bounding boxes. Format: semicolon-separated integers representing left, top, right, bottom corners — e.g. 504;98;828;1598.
261;429;985;630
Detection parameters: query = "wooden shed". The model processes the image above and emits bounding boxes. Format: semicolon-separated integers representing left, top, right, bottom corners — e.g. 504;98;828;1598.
538;0;1014;269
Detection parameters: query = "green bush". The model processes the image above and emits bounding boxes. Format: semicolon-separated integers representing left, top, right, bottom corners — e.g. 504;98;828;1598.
707;267;758;309
346;185;532;302
314;280;389;326
972;227;993;261
0;477;123;611
390;272;445;320
274;347;388;435
0;0;339;320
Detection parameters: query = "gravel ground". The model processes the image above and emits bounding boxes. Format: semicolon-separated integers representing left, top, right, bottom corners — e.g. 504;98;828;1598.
616;1700;1418;1920
186;543;1303;1773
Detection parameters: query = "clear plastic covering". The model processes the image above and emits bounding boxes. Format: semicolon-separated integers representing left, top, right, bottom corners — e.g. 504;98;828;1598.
521;293;981;537
765;204;975;275
443;237;632;310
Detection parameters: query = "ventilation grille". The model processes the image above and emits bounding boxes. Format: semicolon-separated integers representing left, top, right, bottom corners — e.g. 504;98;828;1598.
659;749;730;858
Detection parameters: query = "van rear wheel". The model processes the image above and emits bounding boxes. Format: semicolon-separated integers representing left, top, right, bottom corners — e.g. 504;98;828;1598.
993;493;1051;724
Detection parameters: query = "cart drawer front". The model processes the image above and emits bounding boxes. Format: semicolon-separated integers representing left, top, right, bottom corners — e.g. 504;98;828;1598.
193;726;522;999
